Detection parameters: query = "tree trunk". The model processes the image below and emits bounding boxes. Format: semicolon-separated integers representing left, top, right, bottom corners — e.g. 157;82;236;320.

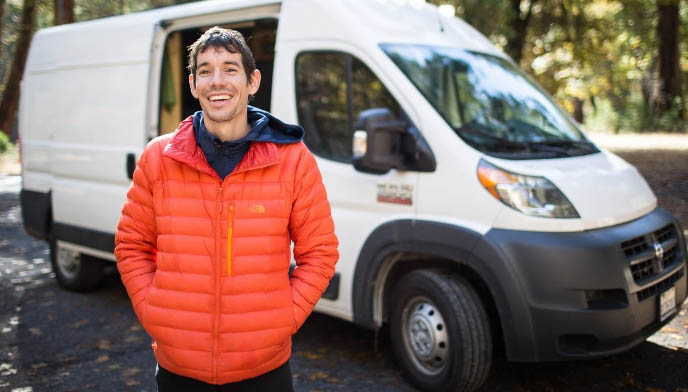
0;0;37;136
571;97;584;124
655;0;681;115
505;0;536;64
0;0;6;59
54;0;75;25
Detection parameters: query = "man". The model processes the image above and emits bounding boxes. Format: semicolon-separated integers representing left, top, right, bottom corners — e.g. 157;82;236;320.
115;26;339;391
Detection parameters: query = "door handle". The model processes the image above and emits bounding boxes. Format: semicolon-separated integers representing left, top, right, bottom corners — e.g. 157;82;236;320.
126;153;136;179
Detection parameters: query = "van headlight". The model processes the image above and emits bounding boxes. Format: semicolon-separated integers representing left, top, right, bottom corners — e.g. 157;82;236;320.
477;159;579;218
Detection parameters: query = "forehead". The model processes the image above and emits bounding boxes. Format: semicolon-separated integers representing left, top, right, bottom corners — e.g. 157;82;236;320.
196;46;244;67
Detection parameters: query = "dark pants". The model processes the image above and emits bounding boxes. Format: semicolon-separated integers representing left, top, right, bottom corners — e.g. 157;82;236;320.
156;361;294;392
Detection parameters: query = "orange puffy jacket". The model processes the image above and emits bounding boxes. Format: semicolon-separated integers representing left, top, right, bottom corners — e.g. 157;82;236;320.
114;117;339;384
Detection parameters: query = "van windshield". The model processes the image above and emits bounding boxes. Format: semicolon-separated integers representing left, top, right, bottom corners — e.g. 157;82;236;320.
381;44;598;159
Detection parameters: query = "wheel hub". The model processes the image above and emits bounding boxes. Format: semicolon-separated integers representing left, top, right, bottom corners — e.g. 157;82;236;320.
404;298;449;375
57;245;81;279
409;313;435;357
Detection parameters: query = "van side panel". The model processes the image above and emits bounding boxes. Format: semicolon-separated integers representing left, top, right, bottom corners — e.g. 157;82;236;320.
20;70;57;193
22;21;156;237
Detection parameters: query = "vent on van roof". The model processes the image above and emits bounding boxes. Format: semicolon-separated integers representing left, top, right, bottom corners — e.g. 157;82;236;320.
621;224;681;285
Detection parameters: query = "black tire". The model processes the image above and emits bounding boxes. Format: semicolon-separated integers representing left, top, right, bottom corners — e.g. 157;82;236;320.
49;235;105;291
390;269;492;392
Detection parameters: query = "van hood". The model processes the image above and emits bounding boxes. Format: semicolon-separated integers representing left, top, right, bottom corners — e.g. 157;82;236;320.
491;151;657;230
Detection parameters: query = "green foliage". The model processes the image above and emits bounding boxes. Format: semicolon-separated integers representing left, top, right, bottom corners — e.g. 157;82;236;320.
73;0;195;22
1;0;195;104
0;131;10;153
1;0;687;133
422;0;687;133
584;95;687;133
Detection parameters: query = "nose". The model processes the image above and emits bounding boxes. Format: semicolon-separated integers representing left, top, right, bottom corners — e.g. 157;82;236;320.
209;69;226;88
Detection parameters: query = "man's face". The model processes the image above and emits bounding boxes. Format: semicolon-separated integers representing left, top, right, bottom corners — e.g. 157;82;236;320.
189;46;260;127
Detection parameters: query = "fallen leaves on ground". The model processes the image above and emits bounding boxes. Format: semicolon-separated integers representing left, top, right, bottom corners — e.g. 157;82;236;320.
307;371;342;383
69;320;88;328
124;335;142;343
96;339;112;350
0;363;18;376
122;368;140;377
122;368;142;387
300;351;323;360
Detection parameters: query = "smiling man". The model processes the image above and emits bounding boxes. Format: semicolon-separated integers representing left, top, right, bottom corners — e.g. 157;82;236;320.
114;27;339;392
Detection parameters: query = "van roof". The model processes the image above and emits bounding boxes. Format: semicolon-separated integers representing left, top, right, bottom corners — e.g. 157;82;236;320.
26;0;505;73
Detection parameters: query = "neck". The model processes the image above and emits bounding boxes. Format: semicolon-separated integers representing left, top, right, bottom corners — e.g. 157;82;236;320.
203;112;250;142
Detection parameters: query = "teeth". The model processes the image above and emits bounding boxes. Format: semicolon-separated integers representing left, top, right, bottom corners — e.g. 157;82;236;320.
209;95;230;101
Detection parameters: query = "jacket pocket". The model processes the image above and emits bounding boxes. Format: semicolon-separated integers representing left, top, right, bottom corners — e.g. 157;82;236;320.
140;287;154;326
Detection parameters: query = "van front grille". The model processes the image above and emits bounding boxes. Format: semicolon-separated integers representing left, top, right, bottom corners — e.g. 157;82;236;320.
621;224;681;284
637;268;684;302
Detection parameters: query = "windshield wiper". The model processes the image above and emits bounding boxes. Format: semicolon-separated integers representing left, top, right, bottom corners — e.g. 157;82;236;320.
458;125;530;153
458;125;599;158
528;139;599;155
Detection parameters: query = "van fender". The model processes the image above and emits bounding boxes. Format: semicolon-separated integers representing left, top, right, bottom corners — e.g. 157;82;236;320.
351;219;537;361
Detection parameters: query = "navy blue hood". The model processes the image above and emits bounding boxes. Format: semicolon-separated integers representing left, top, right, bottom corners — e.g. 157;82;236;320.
193;106;304;145
193;106;304;179
244;105;304;143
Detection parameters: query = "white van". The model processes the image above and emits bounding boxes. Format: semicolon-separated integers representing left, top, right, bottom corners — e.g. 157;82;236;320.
19;0;687;390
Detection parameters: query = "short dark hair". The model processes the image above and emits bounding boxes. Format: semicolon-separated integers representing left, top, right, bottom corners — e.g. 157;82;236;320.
187;26;256;85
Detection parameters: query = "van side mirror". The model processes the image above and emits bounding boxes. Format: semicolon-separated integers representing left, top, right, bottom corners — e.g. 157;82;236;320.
352;108;405;174
352;108;436;174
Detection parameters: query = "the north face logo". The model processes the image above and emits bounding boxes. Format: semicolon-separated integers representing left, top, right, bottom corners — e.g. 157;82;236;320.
248;204;266;214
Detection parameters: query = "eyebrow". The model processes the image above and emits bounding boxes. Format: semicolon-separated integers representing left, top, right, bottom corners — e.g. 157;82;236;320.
197;61;241;68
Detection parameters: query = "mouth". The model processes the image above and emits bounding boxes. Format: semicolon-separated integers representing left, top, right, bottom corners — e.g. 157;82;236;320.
208;94;231;102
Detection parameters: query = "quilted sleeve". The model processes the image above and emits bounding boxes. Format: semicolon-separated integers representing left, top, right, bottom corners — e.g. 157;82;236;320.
114;144;159;326
288;145;339;333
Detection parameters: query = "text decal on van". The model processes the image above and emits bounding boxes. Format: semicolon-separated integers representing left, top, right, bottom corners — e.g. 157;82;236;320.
377;183;413;206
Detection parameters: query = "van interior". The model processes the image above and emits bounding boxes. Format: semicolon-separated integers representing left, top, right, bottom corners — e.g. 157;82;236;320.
159;19;278;135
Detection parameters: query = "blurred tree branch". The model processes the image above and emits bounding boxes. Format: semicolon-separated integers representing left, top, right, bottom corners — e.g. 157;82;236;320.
655;0;682;117
54;0;74;25
0;0;5;60
0;0;37;136
505;0;537;64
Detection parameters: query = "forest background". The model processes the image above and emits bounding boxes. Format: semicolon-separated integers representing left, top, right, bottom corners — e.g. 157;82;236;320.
0;0;686;147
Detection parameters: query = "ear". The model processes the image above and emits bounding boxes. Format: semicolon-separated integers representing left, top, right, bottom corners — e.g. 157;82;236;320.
248;69;261;96
188;74;198;99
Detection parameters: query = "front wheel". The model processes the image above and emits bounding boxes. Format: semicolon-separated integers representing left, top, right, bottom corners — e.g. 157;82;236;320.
49;236;105;291
390;270;492;392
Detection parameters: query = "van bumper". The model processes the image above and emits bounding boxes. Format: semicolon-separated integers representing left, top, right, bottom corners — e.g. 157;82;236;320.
479;207;687;361
20;188;51;241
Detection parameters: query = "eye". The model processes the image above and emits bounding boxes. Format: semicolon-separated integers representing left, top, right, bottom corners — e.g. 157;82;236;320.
198;69;210;76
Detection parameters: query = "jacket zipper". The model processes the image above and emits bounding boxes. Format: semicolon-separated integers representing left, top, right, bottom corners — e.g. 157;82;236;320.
212;183;222;384
227;203;234;275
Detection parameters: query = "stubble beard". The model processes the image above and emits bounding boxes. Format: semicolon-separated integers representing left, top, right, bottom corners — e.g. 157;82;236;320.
202;101;240;125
